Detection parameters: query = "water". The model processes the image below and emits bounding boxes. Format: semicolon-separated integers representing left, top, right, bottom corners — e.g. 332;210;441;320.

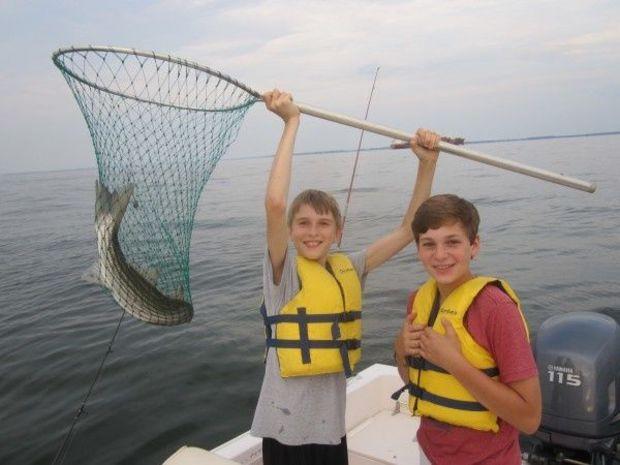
1;136;619;465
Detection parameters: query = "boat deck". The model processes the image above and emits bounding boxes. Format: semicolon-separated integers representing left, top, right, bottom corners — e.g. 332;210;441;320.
164;365;423;465
342;364;421;464
348;408;421;465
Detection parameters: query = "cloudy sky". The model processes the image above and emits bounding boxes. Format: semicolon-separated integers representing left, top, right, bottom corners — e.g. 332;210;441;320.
1;0;618;174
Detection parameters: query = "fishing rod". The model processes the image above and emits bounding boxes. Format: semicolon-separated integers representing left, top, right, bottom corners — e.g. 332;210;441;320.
338;68;472;246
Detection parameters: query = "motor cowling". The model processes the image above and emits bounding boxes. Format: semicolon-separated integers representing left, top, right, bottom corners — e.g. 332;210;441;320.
533;311;620;454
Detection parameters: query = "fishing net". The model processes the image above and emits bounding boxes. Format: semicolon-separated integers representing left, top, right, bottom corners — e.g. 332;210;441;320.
53;46;261;325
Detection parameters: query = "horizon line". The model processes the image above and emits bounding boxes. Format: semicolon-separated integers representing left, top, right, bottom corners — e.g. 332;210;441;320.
2;130;618;176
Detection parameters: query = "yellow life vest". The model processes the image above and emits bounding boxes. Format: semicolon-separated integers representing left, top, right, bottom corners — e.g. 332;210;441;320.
262;253;363;377
407;276;528;432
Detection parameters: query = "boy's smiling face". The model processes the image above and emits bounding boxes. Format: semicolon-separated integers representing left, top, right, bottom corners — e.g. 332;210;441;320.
416;221;480;295
289;203;341;265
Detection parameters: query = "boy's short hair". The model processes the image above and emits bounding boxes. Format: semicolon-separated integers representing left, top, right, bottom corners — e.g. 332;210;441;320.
412;194;480;244
287;189;343;229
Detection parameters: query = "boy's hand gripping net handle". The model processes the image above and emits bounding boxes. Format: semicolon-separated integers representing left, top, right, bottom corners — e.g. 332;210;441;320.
295;102;597;193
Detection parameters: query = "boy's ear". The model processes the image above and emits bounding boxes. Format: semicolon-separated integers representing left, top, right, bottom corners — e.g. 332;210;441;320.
471;235;481;259
335;227;343;245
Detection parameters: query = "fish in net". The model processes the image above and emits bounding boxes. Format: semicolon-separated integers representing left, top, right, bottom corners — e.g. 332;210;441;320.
53;46;260;325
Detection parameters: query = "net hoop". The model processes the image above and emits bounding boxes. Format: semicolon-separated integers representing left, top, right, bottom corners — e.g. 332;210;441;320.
53;45;262;320
52;45;261;113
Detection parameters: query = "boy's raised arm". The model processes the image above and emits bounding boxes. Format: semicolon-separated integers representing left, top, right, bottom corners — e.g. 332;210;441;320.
263;90;300;284
364;129;440;273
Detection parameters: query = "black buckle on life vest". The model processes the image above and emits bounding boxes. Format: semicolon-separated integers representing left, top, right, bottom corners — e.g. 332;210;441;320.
337;311;362;323
390;385;408;401
260;302;271;338
338;338;362;377
407;356;427;370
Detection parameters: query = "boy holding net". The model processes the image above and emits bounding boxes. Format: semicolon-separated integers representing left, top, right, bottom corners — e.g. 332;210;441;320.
250;89;441;465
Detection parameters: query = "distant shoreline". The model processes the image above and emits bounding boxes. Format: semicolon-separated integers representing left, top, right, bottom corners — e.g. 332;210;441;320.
267;130;620;159
2;131;619;175
466;131;620;145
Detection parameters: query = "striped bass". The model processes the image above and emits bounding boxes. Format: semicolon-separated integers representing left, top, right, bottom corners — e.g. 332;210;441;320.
83;180;193;325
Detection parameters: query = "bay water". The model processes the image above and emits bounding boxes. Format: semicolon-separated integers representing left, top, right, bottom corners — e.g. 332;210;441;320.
1;135;619;465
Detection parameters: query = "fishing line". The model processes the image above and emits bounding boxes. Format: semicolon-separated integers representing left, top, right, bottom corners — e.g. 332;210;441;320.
50;310;126;465
336;66;471;246
339;66;381;247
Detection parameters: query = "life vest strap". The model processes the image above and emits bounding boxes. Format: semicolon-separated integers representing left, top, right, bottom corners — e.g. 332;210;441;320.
408;357;499;378
265;338;361;350
264;310;362;325
407;383;489;412
260;302;272;339
265;337;360;376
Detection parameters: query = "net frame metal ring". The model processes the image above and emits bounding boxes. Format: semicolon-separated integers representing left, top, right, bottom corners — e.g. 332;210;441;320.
52;45;262;113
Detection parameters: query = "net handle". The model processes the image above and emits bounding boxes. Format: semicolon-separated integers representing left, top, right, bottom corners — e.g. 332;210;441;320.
295;102;596;193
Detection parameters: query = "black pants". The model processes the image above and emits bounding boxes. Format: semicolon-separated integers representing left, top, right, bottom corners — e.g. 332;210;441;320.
262;436;348;465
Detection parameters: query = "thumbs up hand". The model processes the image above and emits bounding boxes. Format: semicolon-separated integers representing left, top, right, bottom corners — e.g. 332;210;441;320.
400;311;427;357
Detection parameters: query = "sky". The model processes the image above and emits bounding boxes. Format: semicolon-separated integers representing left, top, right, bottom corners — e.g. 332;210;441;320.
0;0;619;174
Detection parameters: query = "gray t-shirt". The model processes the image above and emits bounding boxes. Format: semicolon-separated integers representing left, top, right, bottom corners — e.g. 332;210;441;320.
250;248;367;445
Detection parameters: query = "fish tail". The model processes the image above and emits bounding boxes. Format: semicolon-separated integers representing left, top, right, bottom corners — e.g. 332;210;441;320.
111;184;135;223
95;180;135;223
95;179;113;218
82;261;103;286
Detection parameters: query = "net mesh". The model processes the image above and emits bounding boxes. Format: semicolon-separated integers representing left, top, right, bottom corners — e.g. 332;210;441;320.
53;47;260;324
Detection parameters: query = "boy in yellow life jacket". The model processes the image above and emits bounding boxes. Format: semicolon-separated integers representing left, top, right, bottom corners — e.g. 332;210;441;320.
394;194;542;465
250;89;441;465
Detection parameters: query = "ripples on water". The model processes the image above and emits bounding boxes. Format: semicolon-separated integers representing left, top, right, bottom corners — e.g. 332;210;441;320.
1;136;619;465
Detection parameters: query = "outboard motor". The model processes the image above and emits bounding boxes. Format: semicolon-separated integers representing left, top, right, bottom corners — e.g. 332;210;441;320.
523;312;620;465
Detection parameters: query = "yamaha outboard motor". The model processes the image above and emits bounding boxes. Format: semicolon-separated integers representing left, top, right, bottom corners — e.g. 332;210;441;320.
523;312;620;465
